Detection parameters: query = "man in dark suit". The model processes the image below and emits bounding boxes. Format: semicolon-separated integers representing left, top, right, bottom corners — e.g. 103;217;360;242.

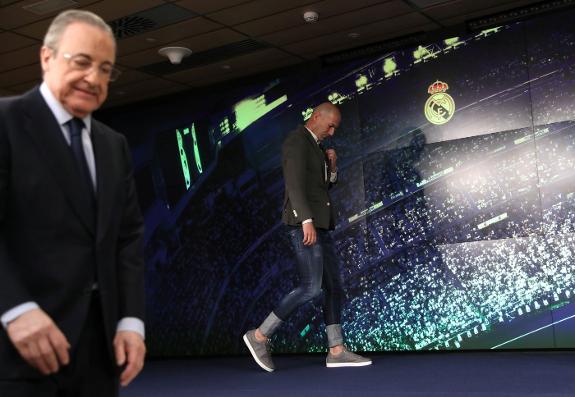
243;103;371;371
0;9;146;396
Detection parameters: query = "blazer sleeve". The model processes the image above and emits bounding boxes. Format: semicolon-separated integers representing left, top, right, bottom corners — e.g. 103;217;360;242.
115;135;146;321
282;133;313;222
0;105;34;314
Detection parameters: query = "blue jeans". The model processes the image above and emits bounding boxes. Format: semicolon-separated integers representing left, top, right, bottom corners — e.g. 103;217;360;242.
273;226;344;326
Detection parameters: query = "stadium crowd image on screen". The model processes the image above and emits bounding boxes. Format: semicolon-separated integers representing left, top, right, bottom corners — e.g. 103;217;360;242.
117;8;575;356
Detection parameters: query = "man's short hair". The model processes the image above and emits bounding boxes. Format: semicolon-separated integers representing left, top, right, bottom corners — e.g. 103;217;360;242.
43;9;115;53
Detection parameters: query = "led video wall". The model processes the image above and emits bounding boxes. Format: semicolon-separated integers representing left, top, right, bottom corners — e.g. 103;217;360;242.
104;8;575;356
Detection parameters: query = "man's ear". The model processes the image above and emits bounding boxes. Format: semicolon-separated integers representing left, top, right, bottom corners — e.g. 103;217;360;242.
40;46;53;74
308;112;318;127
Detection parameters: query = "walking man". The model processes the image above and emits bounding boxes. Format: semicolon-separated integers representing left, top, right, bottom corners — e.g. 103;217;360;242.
243;103;371;371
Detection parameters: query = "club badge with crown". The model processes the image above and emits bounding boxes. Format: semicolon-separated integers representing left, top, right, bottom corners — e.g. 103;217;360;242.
425;80;455;125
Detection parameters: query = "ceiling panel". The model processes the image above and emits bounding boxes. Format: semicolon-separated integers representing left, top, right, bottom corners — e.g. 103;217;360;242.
437;0;544;26
234;0;394;37
4;80;39;94
425;0;537;20
186;56;301;87
107;76;185;97
313;22;439;60
12;17;52;40
165;47;298;83
1;63;40;87
117;28;247;68
116;16;222;57
0;0;20;5
205;0;317;25
175;0;252;15
111;69;156;87
285;13;436;57
260;1;416;47
106;87;188;107
0;44;39;72
409;0;451;6
85;0;166;21
14;0;164;39
0;0;97;30
105;78;189;107
0;31;39;53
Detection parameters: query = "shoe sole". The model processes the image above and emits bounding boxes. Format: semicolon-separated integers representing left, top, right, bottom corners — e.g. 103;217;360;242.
243;334;274;372
326;361;373;368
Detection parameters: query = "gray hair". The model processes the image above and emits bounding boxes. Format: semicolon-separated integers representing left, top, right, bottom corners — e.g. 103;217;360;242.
43;9;116;52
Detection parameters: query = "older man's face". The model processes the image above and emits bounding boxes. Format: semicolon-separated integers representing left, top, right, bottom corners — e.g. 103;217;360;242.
41;22;116;117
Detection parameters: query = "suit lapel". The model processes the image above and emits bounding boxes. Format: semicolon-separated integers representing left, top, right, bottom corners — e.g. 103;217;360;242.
22;88;96;236
301;127;327;183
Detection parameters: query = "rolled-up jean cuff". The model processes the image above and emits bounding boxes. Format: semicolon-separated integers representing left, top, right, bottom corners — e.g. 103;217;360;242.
326;324;344;347
259;312;283;337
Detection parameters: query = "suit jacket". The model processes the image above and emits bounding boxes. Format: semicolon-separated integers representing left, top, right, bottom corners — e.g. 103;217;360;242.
281;126;336;230
0;87;145;379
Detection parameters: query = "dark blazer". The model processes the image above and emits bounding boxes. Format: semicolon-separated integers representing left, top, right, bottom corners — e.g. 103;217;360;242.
281;126;336;230
0;87;145;379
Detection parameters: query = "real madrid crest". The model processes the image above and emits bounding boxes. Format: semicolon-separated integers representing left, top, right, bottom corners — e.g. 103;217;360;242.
425;80;455;125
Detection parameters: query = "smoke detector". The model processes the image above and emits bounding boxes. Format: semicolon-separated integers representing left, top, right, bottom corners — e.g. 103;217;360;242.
158;46;192;64
303;11;319;23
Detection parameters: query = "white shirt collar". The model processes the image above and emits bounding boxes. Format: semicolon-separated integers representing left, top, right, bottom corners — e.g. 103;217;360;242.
304;126;320;144
39;82;92;133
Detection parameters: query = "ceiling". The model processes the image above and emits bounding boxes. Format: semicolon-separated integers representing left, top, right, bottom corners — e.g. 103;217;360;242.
0;0;548;108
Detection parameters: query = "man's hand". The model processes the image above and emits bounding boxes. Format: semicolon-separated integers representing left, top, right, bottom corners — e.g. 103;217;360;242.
326;149;337;172
6;308;70;375
302;222;317;246
114;330;146;387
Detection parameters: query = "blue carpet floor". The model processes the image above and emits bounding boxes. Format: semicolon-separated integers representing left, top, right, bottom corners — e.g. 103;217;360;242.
121;351;575;396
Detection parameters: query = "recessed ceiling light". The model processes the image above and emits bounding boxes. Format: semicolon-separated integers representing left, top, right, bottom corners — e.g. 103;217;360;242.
158;46;192;64
303;11;319;23
22;0;78;16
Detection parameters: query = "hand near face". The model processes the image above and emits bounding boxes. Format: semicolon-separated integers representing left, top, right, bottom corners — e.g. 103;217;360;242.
325;149;337;172
114;331;146;387
6;308;70;375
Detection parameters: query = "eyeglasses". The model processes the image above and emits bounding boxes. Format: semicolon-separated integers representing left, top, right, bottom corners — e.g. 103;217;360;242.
62;53;121;82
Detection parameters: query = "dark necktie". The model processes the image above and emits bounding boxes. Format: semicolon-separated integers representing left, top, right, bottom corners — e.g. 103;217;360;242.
67;118;97;285
67;117;94;195
318;141;328;182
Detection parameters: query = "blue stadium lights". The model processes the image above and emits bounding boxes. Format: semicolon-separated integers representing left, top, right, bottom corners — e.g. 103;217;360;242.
467;0;575;31
191;124;203;174
234;94;288;132
383;57;398;78
413;44;440;64
176;129;191;190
